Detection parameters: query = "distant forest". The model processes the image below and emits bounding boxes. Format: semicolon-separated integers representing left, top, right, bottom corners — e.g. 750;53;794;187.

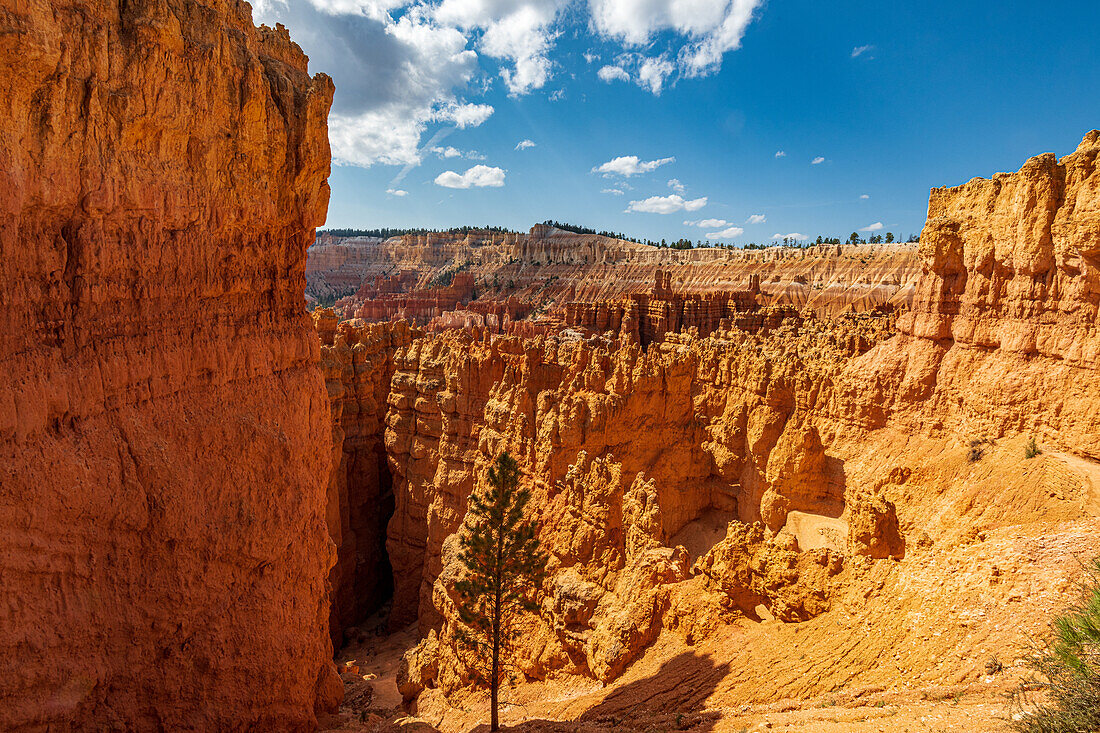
318;225;521;239
318;224;919;249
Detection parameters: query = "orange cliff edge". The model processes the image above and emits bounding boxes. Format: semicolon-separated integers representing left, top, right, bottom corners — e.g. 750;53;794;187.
0;1;339;729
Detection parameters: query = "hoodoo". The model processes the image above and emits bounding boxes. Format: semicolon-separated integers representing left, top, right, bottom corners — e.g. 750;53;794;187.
0;0;337;728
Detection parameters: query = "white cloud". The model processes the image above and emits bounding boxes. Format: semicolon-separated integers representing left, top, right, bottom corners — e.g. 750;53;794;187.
772;232;808;240
598;64;630;83
694;218;729;228
860;194;870;199
638;55;675;94
253;0;491;168
811;156;825;165
430;145;484;159
515;139;536;150
588;0;764;80
593;155;675;177
626;194;707;214
255;0;767;166
851;44;874;58
860;221;884;232
706;226;743;239
438;102;494;128
386;188;408;196
668;178;685;193
434;164;507;188
433;0;570;96
601;188;625;195
774;150;786;158
746;213;766;224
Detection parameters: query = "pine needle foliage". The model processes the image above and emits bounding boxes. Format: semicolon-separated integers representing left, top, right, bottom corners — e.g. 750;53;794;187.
1013;558;1100;732
454;452;548;731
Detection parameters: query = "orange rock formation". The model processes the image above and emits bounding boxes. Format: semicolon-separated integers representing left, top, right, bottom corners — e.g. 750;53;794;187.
308;227;921;322
0;1;338;728
312;133;1100;715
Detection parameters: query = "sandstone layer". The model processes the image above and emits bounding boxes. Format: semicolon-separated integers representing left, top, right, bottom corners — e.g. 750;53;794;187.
307;228;921;323
311;133;1100;718
0;1;338;728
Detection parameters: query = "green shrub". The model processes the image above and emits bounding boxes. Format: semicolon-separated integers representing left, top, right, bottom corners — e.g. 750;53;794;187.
1025;437;1042;459
1013;559;1100;732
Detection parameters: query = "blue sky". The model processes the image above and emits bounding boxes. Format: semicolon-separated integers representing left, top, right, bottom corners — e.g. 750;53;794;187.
254;0;1099;244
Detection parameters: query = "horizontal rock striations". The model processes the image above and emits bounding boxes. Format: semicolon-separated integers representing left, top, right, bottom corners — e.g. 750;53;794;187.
310;133;1100;707
307;227;921;323
841;130;1100;451
0;1;336;729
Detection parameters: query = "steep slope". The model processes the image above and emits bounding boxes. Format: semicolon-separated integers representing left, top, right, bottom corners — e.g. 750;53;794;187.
0;1;337;728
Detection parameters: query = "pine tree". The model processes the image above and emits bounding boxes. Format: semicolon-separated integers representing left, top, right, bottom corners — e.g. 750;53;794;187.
454;452;548;731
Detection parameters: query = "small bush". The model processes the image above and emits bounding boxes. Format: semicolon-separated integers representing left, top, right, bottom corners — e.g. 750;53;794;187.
1012;559;1100;732
986;655;1004;675
1025;437;1042;459
969;446;985;462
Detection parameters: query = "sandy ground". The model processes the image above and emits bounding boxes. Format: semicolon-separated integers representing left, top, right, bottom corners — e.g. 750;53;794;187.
321;435;1100;733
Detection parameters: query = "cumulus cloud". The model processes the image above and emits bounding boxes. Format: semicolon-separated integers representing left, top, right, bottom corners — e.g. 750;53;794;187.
254;0;767;166
694;218;729;228
851;44;874;58
706;226;743;239
860;222;884;231
601;188;625;195
811;156;825;165
638;55;675;94
668;178;686;193
434;0;570;96
746;213;766;224
515;139;536;150
598;64;630;83
431;145;484;159
860;194;870;199
588;0;764;79
253;1;489;167
254;0;770;165
593;155;675;177
774;150;786;158
772;232;808;240
434;164;506;188
626;194;707;214
386;188;409;196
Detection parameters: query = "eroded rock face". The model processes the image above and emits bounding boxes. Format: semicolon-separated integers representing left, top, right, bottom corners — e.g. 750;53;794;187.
0;1;336;728
371;133;1100;704
309;226;921;320
318;314;420;644
380;310;897;696
843;131;1100;452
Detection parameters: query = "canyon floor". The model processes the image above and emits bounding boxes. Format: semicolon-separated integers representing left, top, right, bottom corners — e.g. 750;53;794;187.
321;435;1100;732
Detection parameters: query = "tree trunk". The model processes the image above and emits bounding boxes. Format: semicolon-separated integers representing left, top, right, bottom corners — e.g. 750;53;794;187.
491;499;504;731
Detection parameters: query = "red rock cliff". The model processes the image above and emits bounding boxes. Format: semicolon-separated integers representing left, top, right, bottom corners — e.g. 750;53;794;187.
0;0;337;728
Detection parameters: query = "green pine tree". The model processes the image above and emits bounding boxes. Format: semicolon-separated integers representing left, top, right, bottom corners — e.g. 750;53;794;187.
454;452;548;731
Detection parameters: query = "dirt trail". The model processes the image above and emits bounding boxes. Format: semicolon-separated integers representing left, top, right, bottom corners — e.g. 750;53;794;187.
1046;449;1100;515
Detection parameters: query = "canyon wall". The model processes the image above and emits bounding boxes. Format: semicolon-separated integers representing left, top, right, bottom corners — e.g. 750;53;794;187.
360;133;1100;704
839;130;1100;452
0;1;338;728
318;314;419;645
307;229;921;319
